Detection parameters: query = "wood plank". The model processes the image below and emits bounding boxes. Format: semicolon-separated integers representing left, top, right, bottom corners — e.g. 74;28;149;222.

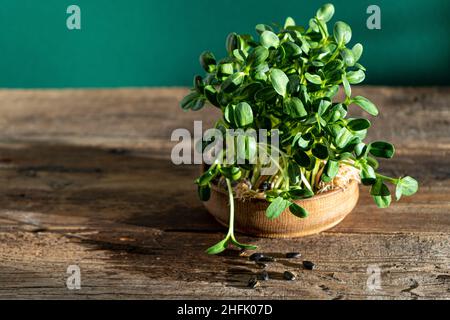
0;212;448;299
0;87;449;147
0;141;448;234
0;88;448;299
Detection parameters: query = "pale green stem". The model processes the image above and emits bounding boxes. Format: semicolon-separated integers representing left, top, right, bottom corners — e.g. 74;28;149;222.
225;178;235;239
300;168;313;192
376;174;398;184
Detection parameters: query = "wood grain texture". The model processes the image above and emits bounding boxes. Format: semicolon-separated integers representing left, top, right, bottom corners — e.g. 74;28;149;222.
0;87;449;299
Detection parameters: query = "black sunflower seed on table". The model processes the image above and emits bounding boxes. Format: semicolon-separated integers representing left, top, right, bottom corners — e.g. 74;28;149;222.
257;256;275;262
303;260;316;270
286;252;301;259
283;271;296;281
247;277;260;288
260;271;269;281
249;253;264;261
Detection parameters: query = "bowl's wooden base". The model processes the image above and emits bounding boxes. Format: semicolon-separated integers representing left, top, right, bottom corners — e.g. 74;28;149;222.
204;180;360;238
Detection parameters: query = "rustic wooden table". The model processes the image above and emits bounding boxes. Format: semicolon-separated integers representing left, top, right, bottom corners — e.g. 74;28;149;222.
0;87;449;299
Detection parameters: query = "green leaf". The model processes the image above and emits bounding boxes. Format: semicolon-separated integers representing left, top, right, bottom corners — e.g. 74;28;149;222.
324;160;339;180
289;203;309;218
193;75;204;94
347;118;371;131
354;142;367;158
334;21;352;45
265;189;282;202
206;238;229;255
284;17;296;28
395;176;419;200
351;96;379;116
318;99;331;116
220;72;245;93
235;134;257;162
233;49;247;62
312;143;328;159
338;152;352;160
369;141;395;158
293;149;312;167
254;70;268;81
198;184;211;201
340;48;355;67
370;179;388;197
180;92;199;110
197;167;217;186
260;30;280;48
246;135;257;161
288;188;314;200
360;163;376;185
283;97;307;118
342;74;351;97
309;18;320;33
230;238;257;250
203;85;219;107
287;163;300;184
266;196;291;219
226;33;239;54
282;42;302;58
352;43;363;62
199;51;216;73
287;74;300;94
217;63;234;78
191;97;206;111
219;166;242;181
234;102;254;127
292;133;312;150
255;24;273;35
224;104;235;124
371;179;392;208
247;46;269;66
346;70;365;84
335;127;353;148
270;68;289;97
373;193;392;208
316;3;335;22
355;62;366;71
305;73;322;84
255;86;277;101
238;82;263;100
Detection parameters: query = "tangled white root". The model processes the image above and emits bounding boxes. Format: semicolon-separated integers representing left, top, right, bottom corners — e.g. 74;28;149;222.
227;162;361;200
316;163;361;194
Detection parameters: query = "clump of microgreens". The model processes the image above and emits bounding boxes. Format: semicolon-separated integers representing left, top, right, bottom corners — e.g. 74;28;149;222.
180;3;419;254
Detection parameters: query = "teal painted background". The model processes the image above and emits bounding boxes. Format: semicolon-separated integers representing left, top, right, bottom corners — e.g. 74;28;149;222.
0;0;448;88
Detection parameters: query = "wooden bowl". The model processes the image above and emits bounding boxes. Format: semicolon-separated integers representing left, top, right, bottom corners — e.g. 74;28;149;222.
203;180;359;238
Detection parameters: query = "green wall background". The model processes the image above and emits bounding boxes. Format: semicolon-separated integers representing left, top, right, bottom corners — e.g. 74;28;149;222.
0;0;448;88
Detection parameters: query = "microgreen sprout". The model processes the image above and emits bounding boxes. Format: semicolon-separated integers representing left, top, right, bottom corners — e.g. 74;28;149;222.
181;3;419;254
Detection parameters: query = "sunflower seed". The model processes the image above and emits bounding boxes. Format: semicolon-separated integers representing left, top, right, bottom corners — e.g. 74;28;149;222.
260;271;269;281
258;256;275;262
283;271;296;281
286;252;301;259
247;277;260;288
249;253;264;261
303;260;316;270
